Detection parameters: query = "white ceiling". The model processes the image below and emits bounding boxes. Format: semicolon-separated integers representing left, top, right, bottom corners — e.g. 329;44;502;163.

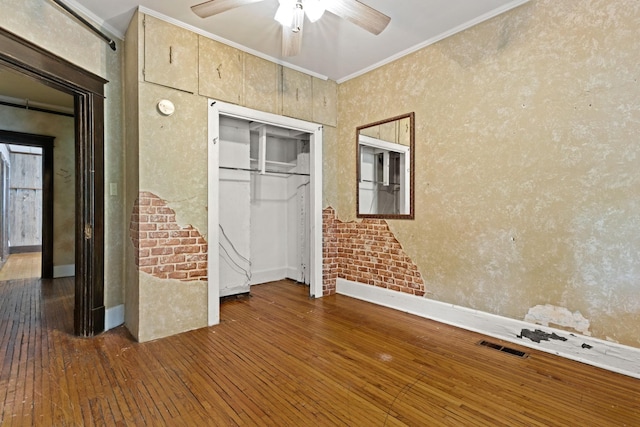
68;0;529;82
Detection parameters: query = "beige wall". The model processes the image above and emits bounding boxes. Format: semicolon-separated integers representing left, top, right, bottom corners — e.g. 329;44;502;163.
0;106;75;265
335;0;640;347
0;0;126;309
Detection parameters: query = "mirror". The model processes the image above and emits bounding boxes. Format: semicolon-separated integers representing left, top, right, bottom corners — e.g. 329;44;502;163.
357;112;414;219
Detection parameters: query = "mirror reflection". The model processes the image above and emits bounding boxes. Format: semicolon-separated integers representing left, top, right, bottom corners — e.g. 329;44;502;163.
357;112;414;219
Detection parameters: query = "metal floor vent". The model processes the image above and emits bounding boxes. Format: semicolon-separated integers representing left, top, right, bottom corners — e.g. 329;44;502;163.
478;340;529;358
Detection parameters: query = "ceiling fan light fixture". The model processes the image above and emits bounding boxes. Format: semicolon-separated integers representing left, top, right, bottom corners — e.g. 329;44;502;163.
303;0;325;22
291;1;304;32
275;0;295;27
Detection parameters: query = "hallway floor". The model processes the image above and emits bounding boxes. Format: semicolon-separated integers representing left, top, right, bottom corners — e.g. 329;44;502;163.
0;252;41;281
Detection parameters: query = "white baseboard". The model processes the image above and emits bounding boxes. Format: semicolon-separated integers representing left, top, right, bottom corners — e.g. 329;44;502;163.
251;268;288;285
285;267;308;284
336;278;640;379
53;264;75;278
250;267;308;286
220;284;251;297
105;304;124;331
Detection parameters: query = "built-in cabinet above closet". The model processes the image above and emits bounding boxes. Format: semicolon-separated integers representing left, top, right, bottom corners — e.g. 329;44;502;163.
142;15;198;93
282;68;313;122
312;77;338;127
198;37;244;105
140;14;337;126
243;54;280;115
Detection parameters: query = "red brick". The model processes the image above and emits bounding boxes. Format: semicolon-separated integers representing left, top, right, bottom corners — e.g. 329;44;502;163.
322;206;425;296
186;254;207;262
157;223;181;231
150;214;167;223
140;240;158;248
139;257;158;267
154;264;175;274
161;254;186;264
149;231;170;239
151;247;174;256
169;230;191;238
176;262;197;271
174;246;199;254
189;270;207;278
158;238;181;246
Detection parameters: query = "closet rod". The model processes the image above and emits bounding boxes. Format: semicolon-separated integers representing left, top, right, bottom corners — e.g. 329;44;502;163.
219;166;310;177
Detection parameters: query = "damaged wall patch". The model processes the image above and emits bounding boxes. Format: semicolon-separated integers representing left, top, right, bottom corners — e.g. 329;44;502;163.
524;304;591;336
518;329;568;343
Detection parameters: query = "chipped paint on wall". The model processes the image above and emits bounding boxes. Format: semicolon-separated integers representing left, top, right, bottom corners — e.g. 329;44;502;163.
524;304;591;336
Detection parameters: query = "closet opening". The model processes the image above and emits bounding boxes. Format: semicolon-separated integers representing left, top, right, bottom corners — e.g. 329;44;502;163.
208;101;323;326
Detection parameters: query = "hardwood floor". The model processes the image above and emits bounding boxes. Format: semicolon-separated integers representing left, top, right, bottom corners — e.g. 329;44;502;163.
0;253;41;281
1;278;638;426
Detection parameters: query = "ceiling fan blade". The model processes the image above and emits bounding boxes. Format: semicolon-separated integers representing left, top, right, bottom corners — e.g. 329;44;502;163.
326;0;391;35
191;0;264;19
282;25;303;57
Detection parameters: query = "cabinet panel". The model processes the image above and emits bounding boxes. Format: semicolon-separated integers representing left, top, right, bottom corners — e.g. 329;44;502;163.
312;77;337;127
199;36;244;104
397;117;411;146
282;67;313;122
144;15;198;93
379;121;396;143
243;53;279;114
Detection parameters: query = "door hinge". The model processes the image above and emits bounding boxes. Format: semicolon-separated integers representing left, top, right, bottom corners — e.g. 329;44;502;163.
84;225;93;240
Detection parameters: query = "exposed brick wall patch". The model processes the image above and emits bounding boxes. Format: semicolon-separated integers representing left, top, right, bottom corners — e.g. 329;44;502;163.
130;192;208;281
323;207;425;297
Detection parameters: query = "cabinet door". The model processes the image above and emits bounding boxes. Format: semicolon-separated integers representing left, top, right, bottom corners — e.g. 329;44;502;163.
143;15;198;93
243;53;279;114
312;77;337;127
199;36;244;104
282;67;313;122
397;117;411;146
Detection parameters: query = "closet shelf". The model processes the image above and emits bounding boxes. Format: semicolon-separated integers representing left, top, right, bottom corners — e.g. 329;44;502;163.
249;158;297;168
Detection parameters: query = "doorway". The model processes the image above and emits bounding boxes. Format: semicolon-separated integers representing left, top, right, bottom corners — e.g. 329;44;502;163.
0;28;106;336
0;131;55;279
207;100;323;326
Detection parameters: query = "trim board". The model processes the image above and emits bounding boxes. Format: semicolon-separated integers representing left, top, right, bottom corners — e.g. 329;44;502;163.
337;278;640;379
53;264;75;278
105;304;124;331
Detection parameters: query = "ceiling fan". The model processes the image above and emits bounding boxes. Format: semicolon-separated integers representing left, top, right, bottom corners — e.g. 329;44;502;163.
191;0;391;56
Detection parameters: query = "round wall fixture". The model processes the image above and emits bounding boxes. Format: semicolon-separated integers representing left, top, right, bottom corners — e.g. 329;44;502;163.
157;99;175;116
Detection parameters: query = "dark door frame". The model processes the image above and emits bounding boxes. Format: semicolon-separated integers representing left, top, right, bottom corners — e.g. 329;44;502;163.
0;28;107;336
0;130;55;279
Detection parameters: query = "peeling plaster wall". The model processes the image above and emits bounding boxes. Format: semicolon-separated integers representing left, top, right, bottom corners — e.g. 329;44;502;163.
1;0;126;310
335;0;640;347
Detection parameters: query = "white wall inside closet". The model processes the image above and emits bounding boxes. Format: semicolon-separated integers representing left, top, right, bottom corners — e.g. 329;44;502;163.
208;101;323;326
